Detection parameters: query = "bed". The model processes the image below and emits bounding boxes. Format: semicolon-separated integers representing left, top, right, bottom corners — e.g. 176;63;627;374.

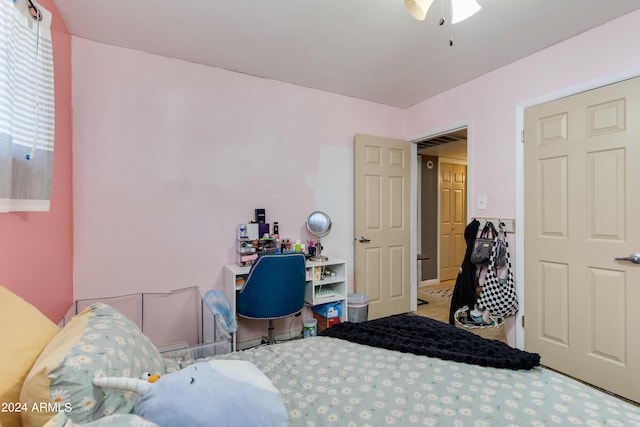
214;315;640;426
3;285;639;427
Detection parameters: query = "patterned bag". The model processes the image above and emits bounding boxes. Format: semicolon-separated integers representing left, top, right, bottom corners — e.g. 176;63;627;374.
476;226;518;317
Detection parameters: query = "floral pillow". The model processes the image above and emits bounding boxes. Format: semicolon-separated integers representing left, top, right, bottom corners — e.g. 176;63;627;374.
20;304;165;427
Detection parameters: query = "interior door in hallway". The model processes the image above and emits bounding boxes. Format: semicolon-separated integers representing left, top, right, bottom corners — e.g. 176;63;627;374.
354;134;411;320
439;162;466;281
524;77;640;402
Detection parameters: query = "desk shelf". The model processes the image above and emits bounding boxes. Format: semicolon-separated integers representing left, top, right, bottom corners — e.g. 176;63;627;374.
304;259;347;307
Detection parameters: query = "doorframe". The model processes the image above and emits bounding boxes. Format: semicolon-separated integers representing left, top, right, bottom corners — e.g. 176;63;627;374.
408;120;474;308
515;67;640;349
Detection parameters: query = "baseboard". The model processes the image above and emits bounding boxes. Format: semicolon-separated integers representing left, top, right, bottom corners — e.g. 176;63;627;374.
420;278;440;287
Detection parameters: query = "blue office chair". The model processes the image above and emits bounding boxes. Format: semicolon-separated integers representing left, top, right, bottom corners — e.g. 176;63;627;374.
236;253;307;344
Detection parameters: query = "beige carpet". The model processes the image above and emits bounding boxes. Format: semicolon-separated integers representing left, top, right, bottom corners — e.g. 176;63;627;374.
415;281;455;324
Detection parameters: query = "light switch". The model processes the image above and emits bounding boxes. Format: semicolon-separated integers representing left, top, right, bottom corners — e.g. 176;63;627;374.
477;195;487;210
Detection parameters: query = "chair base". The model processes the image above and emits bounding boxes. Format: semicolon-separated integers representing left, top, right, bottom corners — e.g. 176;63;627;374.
258;319;305;346
261;319;277;345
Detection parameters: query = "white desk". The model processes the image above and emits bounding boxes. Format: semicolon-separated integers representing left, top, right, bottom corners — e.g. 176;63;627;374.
224;256;348;350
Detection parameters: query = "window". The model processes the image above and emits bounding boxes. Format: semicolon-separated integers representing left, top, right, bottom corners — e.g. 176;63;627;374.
0;0;55;212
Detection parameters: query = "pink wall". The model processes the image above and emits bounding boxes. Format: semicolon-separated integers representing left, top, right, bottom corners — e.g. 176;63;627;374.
70;39;405;341
0;0;73;322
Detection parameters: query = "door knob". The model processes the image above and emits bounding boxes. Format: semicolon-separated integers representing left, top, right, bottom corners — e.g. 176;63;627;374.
356;236;371;243
614;253;640;264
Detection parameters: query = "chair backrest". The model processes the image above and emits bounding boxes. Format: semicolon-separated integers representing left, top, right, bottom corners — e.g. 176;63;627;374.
237;253;307;320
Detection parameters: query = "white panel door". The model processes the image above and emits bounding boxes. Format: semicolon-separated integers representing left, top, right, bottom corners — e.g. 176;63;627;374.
524;77;640;402
354;134;411;319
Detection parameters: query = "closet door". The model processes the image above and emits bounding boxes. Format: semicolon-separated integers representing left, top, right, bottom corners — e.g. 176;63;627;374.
524;77;640;402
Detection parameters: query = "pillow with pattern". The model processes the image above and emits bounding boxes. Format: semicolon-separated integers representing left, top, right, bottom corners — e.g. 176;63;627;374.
20;304;165;427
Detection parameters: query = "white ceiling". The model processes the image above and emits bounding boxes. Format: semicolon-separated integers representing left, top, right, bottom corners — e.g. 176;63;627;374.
51;0;640;108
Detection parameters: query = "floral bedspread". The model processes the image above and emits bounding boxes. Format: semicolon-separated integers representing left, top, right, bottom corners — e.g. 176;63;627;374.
218;336;640;427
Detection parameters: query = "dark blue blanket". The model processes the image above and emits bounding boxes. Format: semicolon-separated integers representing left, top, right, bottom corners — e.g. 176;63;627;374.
319;314;540;370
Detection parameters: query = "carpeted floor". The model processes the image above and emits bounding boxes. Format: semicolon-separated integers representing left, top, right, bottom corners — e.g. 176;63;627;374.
415;280;455;323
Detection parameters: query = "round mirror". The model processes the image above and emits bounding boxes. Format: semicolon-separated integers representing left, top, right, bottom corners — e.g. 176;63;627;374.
306;211;332;237
306;211;331;261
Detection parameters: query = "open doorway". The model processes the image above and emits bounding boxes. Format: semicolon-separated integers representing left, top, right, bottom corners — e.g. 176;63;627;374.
415;128;468;322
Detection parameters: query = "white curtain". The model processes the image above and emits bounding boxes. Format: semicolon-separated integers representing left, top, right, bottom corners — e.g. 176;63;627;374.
0;0;55;212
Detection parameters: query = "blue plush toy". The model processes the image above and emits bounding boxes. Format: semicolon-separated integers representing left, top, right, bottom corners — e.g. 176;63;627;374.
94;360;287;427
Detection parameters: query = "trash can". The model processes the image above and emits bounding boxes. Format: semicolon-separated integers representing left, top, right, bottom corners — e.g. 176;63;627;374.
347;294;369;323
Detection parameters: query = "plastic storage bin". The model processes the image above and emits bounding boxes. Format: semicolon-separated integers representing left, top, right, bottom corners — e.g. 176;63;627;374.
61;286;234;368
347;294;369;323
312;301;342;318
160;340;231;365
